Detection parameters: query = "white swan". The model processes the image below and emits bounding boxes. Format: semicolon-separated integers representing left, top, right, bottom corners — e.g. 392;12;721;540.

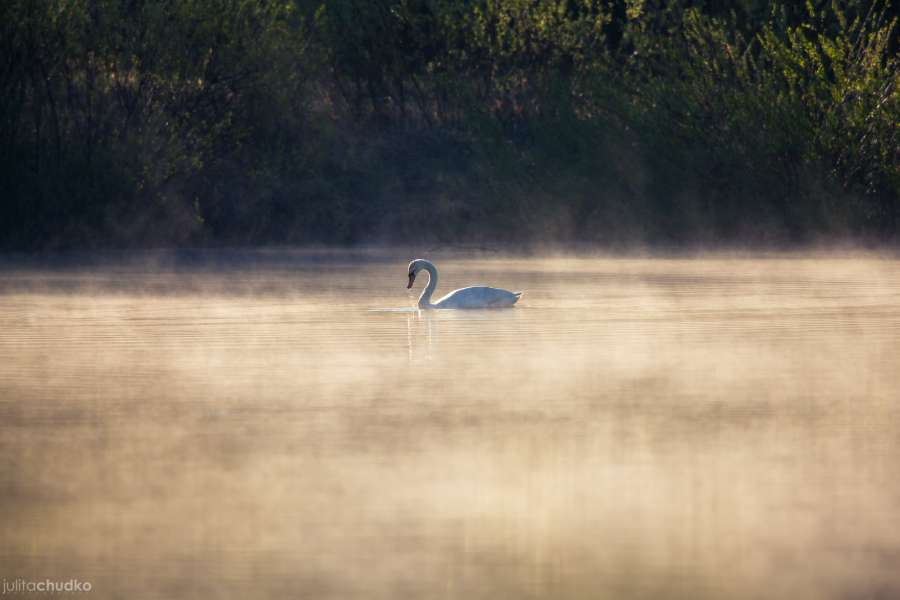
407;259;522;309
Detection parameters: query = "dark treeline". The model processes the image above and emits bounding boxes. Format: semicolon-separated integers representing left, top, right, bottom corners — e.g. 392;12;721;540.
1;0;898;249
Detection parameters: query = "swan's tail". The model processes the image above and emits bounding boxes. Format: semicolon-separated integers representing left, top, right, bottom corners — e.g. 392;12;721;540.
512;291;523;303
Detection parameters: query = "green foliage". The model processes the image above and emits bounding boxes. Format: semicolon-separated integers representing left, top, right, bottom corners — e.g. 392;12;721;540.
581;0;899;241
0;0;312;247
0;0;897;248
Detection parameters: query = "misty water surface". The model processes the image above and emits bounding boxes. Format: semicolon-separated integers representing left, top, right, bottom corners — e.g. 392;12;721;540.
1;250;899;599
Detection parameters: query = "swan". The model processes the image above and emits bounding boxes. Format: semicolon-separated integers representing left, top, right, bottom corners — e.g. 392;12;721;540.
406;259;522;309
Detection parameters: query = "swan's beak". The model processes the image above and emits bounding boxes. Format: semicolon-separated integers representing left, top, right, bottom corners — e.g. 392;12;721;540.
407;272;416;289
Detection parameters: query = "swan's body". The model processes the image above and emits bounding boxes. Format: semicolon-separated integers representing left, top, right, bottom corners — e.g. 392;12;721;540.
407;259;522;309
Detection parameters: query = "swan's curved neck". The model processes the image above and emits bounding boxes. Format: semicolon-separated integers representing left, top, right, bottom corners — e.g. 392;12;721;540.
418;262;438;308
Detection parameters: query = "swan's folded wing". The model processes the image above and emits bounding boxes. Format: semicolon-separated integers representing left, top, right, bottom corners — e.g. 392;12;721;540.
435;286;520;308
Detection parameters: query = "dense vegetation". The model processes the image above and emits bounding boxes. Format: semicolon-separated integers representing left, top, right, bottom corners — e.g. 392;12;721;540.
1;0;898;249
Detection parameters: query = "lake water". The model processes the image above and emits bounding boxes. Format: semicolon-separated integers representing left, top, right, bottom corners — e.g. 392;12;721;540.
1;249;899;599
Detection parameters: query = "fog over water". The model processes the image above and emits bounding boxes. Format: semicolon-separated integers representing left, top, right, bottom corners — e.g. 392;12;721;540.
1;249;899;599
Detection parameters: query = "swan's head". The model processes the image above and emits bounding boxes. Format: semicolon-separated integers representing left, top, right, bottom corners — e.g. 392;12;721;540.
407;258;433;289
406;260;421;289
